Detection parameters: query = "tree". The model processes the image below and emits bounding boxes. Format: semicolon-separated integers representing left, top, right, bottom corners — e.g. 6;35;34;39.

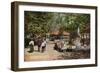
24;11;90;43
24;11;53;38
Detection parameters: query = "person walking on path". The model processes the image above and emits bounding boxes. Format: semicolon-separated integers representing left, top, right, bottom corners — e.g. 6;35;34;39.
28;39;34;53
37;38;43;52
41;39;46;53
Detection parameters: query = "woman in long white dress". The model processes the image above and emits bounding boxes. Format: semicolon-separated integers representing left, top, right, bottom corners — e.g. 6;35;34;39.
28;39;34;53
41;40;46;53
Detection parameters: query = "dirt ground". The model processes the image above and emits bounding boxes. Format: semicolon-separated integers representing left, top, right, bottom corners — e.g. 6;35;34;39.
24;43;90;62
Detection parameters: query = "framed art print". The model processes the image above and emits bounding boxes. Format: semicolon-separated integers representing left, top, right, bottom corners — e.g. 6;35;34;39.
11;1;97;71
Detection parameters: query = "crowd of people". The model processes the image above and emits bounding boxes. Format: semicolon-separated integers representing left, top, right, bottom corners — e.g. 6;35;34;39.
28;37;46;53
28;37;90;53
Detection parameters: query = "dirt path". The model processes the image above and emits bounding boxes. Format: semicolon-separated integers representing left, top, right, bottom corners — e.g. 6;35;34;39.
24;43;63;61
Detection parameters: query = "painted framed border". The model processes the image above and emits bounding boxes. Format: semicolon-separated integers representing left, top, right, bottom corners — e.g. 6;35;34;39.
11;1;97;71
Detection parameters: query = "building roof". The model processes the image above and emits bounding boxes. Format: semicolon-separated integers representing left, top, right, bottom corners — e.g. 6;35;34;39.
50;31;70;36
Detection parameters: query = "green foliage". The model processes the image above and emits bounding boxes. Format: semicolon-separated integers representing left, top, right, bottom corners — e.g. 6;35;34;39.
25;11;53;37
24;11;90;39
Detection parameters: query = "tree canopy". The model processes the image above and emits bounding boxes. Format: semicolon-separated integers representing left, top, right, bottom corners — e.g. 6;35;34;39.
24;11;90;38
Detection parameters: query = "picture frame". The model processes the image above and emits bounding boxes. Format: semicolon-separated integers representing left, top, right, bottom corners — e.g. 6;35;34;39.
11;1;97;71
